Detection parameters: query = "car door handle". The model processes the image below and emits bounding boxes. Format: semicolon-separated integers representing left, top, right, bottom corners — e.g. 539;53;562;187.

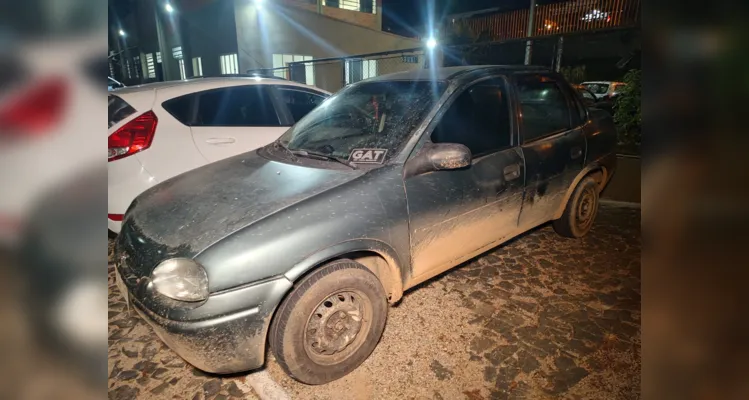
503;164;521;181
571;146;582;159
205;138;236;145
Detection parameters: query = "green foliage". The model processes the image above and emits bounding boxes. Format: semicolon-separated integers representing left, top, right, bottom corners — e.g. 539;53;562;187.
613;69;641;148
560;65;586;84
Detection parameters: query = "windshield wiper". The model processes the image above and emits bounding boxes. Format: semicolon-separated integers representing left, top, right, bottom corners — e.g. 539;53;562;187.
273;139;298;162
291;149;358;170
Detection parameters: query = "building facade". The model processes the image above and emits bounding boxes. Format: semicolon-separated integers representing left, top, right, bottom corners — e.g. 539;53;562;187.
110;0;420;92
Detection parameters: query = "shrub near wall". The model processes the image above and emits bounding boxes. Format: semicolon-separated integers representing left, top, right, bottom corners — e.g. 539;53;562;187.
613;69;641;154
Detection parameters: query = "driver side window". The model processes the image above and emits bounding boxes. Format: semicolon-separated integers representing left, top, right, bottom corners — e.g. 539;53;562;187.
431;78;512;157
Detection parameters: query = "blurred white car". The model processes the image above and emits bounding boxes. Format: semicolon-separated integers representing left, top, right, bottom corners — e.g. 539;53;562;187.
580;81;626;99
108;77;330;233
0;36;104;245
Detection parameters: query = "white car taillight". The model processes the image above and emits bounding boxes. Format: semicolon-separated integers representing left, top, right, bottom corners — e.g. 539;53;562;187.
108;111;158;162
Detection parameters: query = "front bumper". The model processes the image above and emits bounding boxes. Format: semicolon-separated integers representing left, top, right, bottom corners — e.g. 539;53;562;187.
124;274;292;374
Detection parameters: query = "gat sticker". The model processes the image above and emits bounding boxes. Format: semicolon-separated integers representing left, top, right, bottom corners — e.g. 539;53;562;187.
348;148;388;164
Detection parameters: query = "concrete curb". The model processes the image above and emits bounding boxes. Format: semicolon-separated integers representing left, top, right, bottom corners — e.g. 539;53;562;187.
600;199;641;208
241;370;291;400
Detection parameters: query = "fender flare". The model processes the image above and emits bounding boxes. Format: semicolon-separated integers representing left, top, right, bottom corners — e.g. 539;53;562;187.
552;163;609;220
284;239;406;303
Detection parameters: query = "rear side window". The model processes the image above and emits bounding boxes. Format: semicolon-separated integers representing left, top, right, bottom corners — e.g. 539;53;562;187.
579;89;595;101
277;87;328;122
194;86;280;127
108;95;136;128
162;94;195;125
515;74;571;142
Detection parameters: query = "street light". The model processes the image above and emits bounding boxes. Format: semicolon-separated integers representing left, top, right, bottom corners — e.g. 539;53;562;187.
118;29;126;37
426;37;437;50
165;3;174;13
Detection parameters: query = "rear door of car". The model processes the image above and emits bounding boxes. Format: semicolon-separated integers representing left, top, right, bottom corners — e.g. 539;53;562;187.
513;73;586;229
189;84;288;163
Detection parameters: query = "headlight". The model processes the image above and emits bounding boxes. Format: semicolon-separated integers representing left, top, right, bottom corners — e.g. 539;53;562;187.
151;258;208;302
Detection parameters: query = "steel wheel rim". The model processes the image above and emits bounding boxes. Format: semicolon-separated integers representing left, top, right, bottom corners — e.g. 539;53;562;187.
303;289;371;365
575;186;596;231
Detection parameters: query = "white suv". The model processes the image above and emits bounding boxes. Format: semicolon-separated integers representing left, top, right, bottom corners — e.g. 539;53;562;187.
108;77;330;233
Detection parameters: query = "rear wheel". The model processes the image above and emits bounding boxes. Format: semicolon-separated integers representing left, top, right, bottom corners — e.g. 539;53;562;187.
553;176;600;238
269;259;388;385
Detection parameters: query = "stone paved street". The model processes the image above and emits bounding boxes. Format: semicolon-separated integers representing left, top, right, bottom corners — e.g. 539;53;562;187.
108;204;640;399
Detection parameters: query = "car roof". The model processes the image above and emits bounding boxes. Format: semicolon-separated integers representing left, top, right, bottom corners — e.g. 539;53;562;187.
112;77;327;96
367;65;550;82
581;81;624;85
110;77;330;111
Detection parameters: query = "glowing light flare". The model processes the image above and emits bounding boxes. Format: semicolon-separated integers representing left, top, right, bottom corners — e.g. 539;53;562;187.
426;37;437;50
118;29;126;37
165;3;174;13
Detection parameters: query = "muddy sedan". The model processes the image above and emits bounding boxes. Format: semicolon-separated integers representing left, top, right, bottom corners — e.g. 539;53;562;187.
115;66;616;385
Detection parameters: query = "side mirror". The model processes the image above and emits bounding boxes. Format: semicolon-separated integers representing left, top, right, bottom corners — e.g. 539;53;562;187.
405;142;472;178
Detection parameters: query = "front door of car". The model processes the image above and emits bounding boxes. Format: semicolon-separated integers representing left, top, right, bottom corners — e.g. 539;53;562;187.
404;77;526;284
190;85;289;163
513;73;587;229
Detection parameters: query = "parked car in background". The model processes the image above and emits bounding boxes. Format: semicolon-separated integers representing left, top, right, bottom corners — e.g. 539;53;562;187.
580;81;626;99
574;84;614;115
114;66;617;385
108;77;330;233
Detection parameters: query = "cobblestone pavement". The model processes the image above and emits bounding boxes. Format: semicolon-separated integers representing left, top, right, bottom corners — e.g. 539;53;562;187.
109;204;640;399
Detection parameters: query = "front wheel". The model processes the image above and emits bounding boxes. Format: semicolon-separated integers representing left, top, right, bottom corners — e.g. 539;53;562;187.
553;175;600;238
269;260;388;385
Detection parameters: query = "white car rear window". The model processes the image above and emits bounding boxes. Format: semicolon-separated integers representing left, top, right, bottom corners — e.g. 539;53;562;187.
108;95;136;128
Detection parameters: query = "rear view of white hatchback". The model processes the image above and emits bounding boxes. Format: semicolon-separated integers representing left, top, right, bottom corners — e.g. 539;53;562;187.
108;77;329;233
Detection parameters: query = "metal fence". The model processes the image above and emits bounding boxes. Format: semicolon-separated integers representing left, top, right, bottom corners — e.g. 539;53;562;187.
248;48;427;93
449;0;640;41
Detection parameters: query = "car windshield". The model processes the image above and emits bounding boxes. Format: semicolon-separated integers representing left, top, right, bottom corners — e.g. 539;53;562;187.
577;89;595;100
279;80;447;161
108;95;136;128
583;83;610;94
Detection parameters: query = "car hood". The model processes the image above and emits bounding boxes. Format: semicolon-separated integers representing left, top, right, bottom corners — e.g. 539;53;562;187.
119;149;365;269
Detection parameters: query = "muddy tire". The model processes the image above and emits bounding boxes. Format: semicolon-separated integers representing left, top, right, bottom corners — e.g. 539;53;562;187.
553;176;600;238
269;259;388;385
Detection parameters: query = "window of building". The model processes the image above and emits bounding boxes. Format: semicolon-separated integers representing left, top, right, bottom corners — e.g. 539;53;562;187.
345;59;377;85
515;75;571;142
194;86;280;127
178;59;186;80
220;53;238;75
172;46;183;60
323;0;376;14
145;53;156;78
192;57;203;77
277;87;328;122
432;78;513;157
156;52;162;63
272;54;314;85
133;56;140;78
125;59;132;79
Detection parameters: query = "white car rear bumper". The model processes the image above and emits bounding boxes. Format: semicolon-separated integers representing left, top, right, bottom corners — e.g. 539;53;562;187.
108;155;158;234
